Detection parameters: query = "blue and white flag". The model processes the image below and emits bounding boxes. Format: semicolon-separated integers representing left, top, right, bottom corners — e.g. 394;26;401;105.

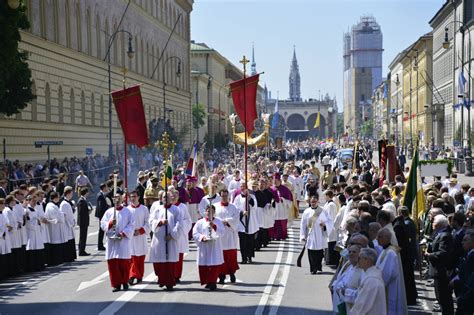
271;99;279;129
458;70;467;97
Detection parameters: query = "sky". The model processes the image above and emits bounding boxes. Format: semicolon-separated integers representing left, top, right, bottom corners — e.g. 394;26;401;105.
191;0;446;110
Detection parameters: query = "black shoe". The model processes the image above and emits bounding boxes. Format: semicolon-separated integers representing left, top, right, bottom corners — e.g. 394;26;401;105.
241;259;247;264
97;247;106;251
230;274;236;283
218;275;225;284
79;252;91;256
136;278;142;284
122;283;129;291
128;277;136;285
311;271;316;275
112;286;121;292
175;278;181;284
165;285;174;291
209;283;217;291
248;258;252;264
205;284;210;289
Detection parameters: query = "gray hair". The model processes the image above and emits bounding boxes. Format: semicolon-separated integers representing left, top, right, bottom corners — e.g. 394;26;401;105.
359;248;378;265
433;214;449;228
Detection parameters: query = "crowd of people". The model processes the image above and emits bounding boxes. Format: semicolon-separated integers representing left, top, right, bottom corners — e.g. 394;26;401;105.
0;138;473;315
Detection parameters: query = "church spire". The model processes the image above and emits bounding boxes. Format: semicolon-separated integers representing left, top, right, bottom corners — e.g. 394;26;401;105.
289;45;301;101
251;43;257;76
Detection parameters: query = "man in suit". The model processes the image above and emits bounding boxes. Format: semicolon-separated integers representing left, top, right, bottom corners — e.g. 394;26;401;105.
425;214;454;314
0;179;8;198
135;174;146;206
95;183;110;251
77;187;91;256
331;168;345;184
451;230;474;315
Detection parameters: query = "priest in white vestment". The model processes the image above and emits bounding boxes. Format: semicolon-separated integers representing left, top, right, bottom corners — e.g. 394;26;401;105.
350;248;387;315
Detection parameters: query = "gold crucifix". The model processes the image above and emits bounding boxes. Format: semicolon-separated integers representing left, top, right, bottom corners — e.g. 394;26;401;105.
240;55;249;75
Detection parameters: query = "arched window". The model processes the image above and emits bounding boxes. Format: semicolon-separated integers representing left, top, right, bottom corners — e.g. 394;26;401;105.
31;80;37;121
86;8;92;55
91;93;95;125
45;83;51;122
96;15;101;58
70;88;75;124
81;91;85;125
58;86;64;123
100;95;104;127
65;0;71;48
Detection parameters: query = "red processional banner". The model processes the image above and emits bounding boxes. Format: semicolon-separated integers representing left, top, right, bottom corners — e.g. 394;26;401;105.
229;74;260;135
111;85;149;147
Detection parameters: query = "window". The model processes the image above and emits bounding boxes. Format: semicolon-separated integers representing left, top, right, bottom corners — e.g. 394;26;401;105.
76;3;82;52
58;86;63;123
96;15;101;58
70;88;75;124
86;9;92;55
31;80;37;121
81;91;85;125
465;0;474;24
91;93;95;125
65;0;71;47
45;83;51;122
100;95;104;127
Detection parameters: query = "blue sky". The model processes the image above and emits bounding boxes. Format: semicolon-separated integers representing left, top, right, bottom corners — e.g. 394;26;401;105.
191;0;445;110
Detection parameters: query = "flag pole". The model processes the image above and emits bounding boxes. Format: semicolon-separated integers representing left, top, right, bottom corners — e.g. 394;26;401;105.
121;67;129;202
240;55;250;234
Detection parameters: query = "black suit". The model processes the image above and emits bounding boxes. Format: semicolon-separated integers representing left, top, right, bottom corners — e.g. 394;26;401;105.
454;250;474;315
331;175;345;184
0;187;7;198
95;192;109;249
76;197;90;254
393;216;417;304
428;228;454;314
136;183;145;205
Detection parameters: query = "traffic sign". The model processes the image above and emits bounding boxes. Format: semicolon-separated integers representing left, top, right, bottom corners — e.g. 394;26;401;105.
86;147;93;156
34;141;64;148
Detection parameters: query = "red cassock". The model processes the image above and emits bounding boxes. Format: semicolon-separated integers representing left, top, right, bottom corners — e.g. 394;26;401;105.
174;253;184;279
129;255;146;279
153;262;176;287
108;259;131;288
222;249;239;275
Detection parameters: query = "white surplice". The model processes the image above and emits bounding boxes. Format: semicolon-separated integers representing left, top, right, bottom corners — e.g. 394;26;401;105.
3;207;21;249
323;200;337;242
45;202;66;244
233;194;259;234
25;207;44;250
300;206;333;250
0;212;12;254
100;207;135;260
59;199;75;241
193;217;224;266
175;202;192;254
376;245;408;315
13;202;27;246
148;203;180;263
198;194;221;218
127;204;150;257
35;203;50;244
349;266;387;315
214;202;239;250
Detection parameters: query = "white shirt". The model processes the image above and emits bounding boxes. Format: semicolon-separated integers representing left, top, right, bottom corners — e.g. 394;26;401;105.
198;194;222;218
100;207;135;260
25;206;45;250
60;199;75;241
233;194;259;234
45;202;66;244
214;202;240;250
127;204;150;257
193;217;225;266
148;203;180;263
300;206;333;250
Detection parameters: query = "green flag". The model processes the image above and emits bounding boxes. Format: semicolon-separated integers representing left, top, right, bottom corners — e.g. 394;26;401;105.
161;160;173;189
402;148;425;221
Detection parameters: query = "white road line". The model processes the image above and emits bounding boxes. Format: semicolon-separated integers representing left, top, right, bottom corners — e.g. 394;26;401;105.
77;270;109;291
98;252;190;315
269;228;295;315
254;227;290;315
88;231;99;237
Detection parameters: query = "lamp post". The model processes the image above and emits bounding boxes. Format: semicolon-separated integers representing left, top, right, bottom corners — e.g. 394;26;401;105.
105;30;134;158
395;74;400;149
162;56;181;137
444;23;473;176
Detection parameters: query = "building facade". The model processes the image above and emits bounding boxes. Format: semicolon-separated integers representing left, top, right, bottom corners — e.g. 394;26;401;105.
343;16;383;134
1;0;193;161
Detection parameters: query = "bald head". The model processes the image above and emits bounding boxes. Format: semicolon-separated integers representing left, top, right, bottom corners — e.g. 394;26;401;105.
377;227;392;247
349;233;369;248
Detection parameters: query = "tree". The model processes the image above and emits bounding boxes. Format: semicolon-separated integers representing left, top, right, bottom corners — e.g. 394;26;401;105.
192;103;206;142
0;2;35;116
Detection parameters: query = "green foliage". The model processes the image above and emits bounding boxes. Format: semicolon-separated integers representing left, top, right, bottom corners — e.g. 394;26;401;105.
419;159;453;175
360;120;374;137
192;103;206;130
175;123;190;144
0;2;35;116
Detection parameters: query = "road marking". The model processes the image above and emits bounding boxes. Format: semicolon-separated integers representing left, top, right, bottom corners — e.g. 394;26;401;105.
269;228;295;315
88;231;99;237
98;252;190;315
254;228;289;315
98;271;156;315
77;270;109;292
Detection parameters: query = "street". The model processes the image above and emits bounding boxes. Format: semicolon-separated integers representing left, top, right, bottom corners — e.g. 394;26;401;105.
0;212;435;315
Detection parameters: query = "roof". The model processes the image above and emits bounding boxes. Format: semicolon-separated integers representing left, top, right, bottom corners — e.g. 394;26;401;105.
190;42;213;51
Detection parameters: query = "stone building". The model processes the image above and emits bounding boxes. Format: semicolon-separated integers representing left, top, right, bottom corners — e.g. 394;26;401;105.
1;0;193;161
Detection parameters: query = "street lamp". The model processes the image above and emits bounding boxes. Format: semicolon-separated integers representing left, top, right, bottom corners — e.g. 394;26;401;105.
162;56;182;137
105;30;134;158
444;23;473;176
